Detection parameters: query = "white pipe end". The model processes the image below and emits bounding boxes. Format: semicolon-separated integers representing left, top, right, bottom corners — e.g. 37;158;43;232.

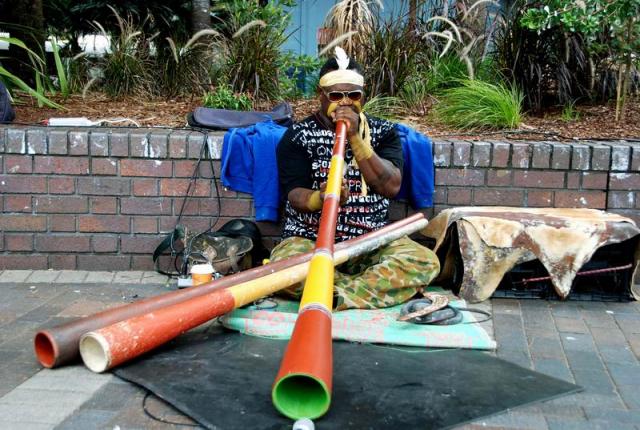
79;332;111;373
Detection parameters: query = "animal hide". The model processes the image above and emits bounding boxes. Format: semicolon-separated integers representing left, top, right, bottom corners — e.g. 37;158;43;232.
422;207;640;303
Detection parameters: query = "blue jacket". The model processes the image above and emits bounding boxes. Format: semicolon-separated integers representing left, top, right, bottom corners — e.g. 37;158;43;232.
221;122;434;222
395;123;435;208
221;121;286;221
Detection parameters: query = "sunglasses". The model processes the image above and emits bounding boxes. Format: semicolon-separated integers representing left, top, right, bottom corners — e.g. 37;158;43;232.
322;89;363;103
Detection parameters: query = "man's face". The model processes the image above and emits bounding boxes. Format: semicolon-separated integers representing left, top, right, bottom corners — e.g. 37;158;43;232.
318;83;365;118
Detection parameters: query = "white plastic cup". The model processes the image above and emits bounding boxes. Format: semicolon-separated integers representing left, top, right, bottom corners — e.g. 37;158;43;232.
190;263;214;286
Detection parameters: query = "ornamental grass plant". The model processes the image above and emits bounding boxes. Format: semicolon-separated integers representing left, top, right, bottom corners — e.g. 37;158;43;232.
433;79;523;130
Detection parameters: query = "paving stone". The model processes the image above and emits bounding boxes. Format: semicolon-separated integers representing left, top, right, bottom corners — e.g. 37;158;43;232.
0;270;32;283
583;408;640;424
603;302;640;314
537;402;585;419
606;363;640;387
0;370;32;398
522;308;556;330
25;270;61;283
520;300;551;309
547;417;634;430
478;410;549;430
1;387;88;408
597;345;638;365
533;357;574;382
560;333;598;353
56;299;110;318
496;332;529;351
18;366;113;394
616;313;640;334
54;409;118;430
548;391;625;409
84;272;115;283
54;271;89;284
553;317;589;334
82;381;140;411
626;333;640;358
497;348;533;369
549;303;581;318
617;384;640;409
491;298;522;315
565;350;606;371
571;368;616;395
0;421;53;430
140;271;170;284
577;302;607;310
113;271;145;284
0;403;70;425
580;310;618;329
22;297;70;319
526;327;561;340
528;336;565;360
590;326;630;347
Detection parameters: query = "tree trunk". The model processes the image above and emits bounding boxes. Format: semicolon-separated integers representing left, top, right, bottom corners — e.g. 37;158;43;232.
191;0;211;33
408;0;418;34
1;0;45;84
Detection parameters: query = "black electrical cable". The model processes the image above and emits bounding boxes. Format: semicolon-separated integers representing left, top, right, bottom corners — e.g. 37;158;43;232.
142;391;199;427
177;133;223;277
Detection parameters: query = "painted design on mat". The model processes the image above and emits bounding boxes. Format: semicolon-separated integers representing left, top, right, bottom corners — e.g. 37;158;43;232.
223;300;495;350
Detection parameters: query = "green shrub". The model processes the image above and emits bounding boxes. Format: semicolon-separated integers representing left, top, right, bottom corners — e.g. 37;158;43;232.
433;79;523;130
280;53;321;99
495;1;593;112
93;10;155;98
202;85;252;110
214;0;293;101
561;101;580;122
363;95;401;120
399;76;431;115
360;11;425;97
423;54;469;94
159;29;223;97
0;34;61;108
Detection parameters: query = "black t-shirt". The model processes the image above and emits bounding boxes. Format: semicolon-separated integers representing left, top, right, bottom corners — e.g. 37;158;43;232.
277;113;403;242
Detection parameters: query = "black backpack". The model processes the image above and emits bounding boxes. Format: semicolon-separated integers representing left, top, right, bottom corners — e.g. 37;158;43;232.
0;81;15;123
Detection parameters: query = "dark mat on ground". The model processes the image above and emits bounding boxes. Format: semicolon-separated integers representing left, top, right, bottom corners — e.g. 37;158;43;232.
114;326;580;430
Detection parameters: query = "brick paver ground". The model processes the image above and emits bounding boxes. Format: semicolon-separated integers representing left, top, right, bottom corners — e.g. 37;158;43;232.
1;269;639;429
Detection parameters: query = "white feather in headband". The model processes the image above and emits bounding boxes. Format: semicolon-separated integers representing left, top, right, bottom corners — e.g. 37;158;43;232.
318;46;364;87
334;46;350;70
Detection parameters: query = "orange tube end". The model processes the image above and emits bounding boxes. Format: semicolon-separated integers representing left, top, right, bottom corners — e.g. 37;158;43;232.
272;308;333;419
34;331;58;368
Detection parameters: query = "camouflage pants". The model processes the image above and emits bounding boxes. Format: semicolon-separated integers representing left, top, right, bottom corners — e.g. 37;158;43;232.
270;235;440;311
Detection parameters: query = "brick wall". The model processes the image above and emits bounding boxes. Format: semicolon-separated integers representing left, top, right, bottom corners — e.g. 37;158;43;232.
1;125;639;270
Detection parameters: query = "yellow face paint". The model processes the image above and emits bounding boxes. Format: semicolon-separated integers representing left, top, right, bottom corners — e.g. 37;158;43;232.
326;100;362;117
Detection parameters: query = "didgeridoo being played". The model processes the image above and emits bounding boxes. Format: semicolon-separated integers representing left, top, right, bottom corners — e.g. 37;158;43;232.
77;214;428;373
268;46;441;420
34;213;426;369
271;117;347;420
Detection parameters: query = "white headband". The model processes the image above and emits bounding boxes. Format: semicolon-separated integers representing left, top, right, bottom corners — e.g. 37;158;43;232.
319;69;364;87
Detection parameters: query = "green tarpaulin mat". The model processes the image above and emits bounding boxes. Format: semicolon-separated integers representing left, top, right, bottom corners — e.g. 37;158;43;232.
221;296;496;350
